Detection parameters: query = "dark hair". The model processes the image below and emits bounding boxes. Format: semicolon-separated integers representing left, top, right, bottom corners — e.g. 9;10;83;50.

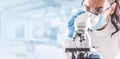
111;0;120;37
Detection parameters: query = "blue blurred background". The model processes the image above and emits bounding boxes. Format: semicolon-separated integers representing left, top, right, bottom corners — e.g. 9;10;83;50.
0;0;82;59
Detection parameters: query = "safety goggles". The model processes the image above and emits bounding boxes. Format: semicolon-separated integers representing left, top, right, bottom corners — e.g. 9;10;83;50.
83;3;114;16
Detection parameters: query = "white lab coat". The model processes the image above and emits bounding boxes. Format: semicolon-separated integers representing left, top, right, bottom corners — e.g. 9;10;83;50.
89;18;120;59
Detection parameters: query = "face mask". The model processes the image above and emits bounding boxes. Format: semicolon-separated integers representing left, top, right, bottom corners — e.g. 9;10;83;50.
88;14;107;30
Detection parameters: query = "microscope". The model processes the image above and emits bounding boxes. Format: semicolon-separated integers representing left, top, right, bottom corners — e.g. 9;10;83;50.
65;16;102;59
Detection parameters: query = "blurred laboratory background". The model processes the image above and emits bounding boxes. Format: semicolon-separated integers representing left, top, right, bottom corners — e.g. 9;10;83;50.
0;0;82;59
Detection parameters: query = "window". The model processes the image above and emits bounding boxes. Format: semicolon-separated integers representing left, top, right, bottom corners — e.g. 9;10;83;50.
16;24;25;38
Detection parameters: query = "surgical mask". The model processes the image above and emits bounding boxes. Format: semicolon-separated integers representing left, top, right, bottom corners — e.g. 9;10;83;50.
88;14;107;30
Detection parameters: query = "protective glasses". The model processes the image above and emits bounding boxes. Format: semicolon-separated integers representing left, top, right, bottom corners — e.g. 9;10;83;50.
83;3;114;16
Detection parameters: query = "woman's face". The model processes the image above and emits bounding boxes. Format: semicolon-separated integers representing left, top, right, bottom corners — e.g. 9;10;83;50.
84;0;105;14
83;0;113;18
83;0;117;30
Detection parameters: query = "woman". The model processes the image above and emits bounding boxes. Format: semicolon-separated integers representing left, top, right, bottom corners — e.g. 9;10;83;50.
64;0;120;59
